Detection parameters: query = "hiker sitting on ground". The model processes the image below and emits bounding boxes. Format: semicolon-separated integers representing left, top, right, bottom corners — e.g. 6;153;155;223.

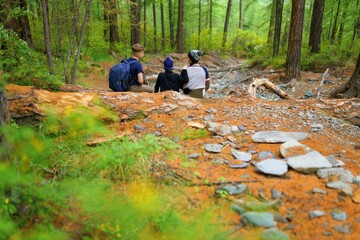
128;43;153;93
154;56;189;93
182;50;210;99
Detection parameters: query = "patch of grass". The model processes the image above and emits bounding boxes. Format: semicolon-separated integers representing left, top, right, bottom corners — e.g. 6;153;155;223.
179;128;209;140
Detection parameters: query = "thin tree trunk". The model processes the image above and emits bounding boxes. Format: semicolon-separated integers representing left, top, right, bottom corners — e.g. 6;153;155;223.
285;0;305;82
64;0;81;84
72;0;92;85
169;0;174;49
222;0;232;50
198;0;201;49
144;0;147;48
330;0;341;44
177;0;184;52
153;2;158;53
239;0;243;29
160;1;165;49
337;0;349;45
209;0;213;33
130;0;141;45
103;0;109;39
41;0;54;75
109;0;120;49
19;0;33;48
273;0;284;57
0;89;9;126
0;88;9;158
268;0;276;44
309;0;324;53
352;0;360;45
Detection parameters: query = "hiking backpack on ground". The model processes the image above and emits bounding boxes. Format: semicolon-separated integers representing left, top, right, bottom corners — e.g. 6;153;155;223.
108;58;136;92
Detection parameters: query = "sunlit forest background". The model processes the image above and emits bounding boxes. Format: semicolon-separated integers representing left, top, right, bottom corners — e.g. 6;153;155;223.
1;0;360;239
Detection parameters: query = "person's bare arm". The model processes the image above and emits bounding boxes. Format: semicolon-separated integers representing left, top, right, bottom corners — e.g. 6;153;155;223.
137;72;144;85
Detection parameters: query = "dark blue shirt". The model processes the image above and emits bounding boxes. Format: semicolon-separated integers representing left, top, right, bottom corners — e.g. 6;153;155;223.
128;58;143;86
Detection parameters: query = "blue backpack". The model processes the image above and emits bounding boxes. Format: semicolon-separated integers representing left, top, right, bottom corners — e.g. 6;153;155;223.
108;58;136;92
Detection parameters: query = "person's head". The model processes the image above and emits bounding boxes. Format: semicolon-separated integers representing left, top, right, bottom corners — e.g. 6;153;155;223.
132;43;145;59
163;56;174;71
188;50;204;64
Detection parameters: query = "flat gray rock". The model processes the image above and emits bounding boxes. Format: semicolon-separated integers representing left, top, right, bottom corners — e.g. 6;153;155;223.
280;139;311;158
252;131;309;143
231;149;252;162
287;151;332;174
204;144;223;153
326;181;353;196
256;159;288;176
206;121;232;136
260;228;290;240
317;168;345;179
216;184;247;195
242;212;276;228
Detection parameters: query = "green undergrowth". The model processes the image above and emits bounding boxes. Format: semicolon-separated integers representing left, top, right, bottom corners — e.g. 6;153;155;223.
0;109;235;239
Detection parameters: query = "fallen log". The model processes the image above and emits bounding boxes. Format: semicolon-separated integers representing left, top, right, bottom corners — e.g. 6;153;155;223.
248;78;289;99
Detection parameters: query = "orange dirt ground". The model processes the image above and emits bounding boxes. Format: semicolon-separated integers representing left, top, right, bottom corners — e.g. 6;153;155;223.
6;54;360;240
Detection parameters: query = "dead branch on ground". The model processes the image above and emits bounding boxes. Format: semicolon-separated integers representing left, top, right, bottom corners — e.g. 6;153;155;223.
248;78;289;99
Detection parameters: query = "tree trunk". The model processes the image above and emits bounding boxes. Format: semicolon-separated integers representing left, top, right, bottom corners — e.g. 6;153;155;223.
0;88;9;126
103;0;109;40
130;0;141;45
198;0;202;49
285;0;305;82
267;0;276;44
330;0;341;44
309;0;324;53
331;53;360;98
152;2;158;53
168;0;175;49
239;0;243;29
19;0;33;48
209;0;213;33
72;0;92;85
351;0;360;45
337;0;349;45
41;0;55;75
273;0;284;57
143;0;147;48
109;0;120;49
352;0;360;43
222;0;232;50
177;0;184;52
160;2;165;49
2;0;33;48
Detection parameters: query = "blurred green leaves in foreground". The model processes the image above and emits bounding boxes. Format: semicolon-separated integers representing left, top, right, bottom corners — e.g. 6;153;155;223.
0;109;229;240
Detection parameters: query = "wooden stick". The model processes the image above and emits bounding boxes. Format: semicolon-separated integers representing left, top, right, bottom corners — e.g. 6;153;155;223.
316;68;329;99
248;78;288;99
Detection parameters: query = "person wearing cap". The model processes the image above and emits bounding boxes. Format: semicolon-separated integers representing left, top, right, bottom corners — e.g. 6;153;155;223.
128;43;153;93
182;50;210;99
154;56;189;93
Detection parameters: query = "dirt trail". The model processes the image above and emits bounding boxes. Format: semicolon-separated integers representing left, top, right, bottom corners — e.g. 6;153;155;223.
6;54;360;239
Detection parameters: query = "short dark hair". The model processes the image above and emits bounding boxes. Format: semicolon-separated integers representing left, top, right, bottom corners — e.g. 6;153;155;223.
132;43;145;54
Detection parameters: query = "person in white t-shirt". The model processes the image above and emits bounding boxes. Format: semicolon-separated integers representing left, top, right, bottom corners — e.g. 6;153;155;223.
183;50;210;98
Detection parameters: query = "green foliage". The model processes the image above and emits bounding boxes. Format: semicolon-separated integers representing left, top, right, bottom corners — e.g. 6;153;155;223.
95;134;179;182
85;21;112;61
0;25;63;90
0;108;229;239
228;29;267;57
0;164;69;239
179;128;209;140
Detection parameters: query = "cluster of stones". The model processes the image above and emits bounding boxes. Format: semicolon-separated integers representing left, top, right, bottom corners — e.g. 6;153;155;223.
199;121;359;238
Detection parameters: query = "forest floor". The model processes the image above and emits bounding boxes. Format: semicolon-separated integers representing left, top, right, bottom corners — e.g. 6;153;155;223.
6;53;360;239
